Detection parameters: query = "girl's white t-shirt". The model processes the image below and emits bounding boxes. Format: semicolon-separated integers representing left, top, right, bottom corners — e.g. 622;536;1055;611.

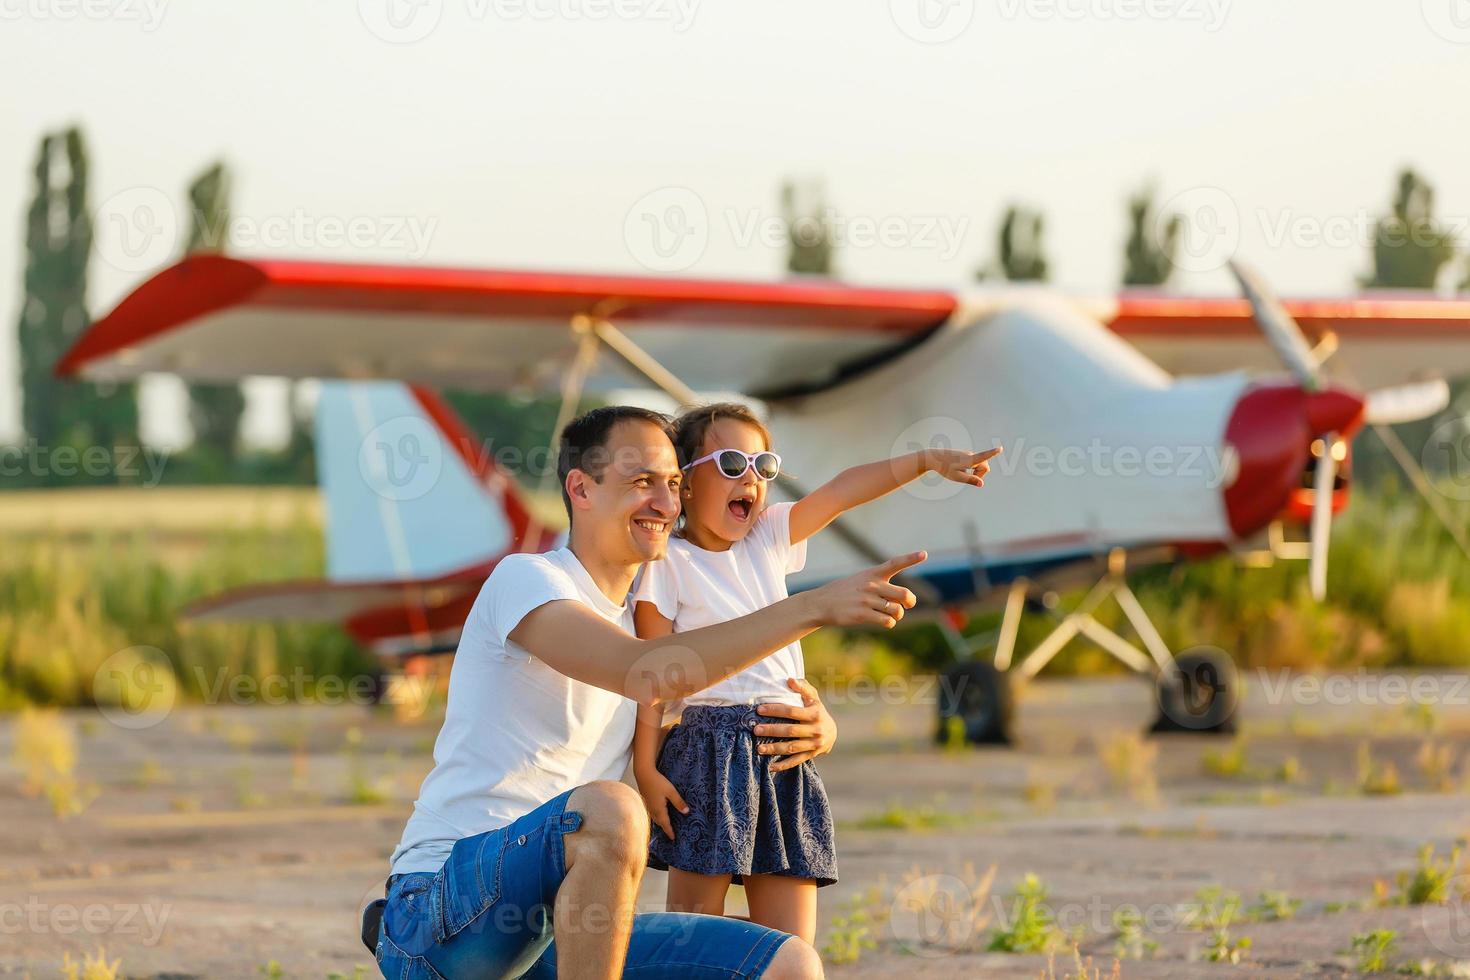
635;501;808;721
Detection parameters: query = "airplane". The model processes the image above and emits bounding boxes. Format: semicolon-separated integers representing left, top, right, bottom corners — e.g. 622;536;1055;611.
55;254;1470;743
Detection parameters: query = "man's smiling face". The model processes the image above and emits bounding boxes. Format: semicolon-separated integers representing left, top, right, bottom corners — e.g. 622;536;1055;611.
575;418;682;566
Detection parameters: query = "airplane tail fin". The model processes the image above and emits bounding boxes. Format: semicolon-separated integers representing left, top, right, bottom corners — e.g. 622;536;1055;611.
186;383;557;656
315;381;549;582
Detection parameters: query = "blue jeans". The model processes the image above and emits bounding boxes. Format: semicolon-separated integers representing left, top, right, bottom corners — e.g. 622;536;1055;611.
375;787;793;979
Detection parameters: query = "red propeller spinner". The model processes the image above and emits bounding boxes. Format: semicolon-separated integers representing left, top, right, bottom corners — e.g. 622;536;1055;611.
1221;382;1365;539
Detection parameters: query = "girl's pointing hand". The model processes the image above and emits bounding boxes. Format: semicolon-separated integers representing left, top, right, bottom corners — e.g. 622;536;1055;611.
925;446;1002;487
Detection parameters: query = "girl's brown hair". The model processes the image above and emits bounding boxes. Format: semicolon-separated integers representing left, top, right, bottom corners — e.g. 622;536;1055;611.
672;402;772;471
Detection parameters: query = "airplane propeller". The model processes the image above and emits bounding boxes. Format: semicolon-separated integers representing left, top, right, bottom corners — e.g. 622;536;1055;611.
1227;260;1461;599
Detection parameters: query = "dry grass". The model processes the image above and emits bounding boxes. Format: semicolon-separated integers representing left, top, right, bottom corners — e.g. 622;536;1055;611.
0;498;372;709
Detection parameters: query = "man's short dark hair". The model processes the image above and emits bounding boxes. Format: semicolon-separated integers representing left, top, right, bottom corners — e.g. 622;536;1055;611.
557;406;675;522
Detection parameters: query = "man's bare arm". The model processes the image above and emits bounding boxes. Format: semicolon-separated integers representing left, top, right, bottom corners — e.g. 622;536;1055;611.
508;551;926;706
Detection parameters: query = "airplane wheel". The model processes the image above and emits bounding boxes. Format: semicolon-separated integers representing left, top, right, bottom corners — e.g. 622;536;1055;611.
1151;647;1238;735
364;670;390;706
935;661;1013;745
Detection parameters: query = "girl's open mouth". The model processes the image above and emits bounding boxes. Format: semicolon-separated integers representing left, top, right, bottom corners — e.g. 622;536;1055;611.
728;497;753;521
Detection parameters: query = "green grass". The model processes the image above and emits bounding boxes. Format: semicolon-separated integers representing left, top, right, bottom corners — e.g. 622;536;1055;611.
851;799;973;831
3;483;1467;711
0;514;374;710
988;873;1065;954
1347;929;1398;973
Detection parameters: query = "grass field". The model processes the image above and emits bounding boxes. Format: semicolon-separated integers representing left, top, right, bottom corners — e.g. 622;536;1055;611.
1;484;1468;711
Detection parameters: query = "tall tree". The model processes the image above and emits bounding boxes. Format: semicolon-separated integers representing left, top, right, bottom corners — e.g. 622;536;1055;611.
1362;169;1457;289
1353;169;1466;488
979;205;1049;282
781;179;835;276
1122;184;1181;286
17;128;137;472
183;162;245;461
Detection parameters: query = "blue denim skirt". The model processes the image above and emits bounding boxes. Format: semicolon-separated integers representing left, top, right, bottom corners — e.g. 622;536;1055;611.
650;704;838;886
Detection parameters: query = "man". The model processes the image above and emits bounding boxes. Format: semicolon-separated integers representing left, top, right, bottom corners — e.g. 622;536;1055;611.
373;406;924;979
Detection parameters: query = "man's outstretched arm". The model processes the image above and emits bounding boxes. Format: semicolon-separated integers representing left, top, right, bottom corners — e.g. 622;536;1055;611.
509;551;926;706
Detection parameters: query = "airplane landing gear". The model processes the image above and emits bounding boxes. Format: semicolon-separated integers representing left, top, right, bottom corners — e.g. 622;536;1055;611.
936;660;1013;745
933;549;1242;745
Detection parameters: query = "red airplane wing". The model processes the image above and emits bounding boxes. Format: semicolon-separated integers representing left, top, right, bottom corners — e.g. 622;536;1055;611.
57;255;957;397
59;256;1470;395
1107;292;1470;389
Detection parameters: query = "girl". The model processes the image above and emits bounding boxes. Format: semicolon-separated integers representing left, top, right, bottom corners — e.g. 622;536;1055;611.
632;402;1000;943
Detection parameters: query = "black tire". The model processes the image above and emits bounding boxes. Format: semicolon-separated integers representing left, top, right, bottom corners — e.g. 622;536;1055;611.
935;661;1014;745
1151;647;1239;735
365;670;390;707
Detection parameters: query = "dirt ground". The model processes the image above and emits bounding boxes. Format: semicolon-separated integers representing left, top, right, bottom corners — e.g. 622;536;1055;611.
6;674;1470;979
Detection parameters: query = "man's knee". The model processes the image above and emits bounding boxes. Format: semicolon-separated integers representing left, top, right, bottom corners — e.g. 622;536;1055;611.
763;937;823;980
565;781;649;868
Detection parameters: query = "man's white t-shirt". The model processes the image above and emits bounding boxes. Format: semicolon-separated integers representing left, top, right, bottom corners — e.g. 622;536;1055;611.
634;501;808;722
390;548;637;876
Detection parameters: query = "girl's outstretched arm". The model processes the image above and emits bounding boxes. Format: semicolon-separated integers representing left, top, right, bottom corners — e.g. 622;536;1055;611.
788;446;1002;545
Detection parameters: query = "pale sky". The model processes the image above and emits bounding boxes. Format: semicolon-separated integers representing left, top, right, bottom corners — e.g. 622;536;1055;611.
3;0;1469;446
